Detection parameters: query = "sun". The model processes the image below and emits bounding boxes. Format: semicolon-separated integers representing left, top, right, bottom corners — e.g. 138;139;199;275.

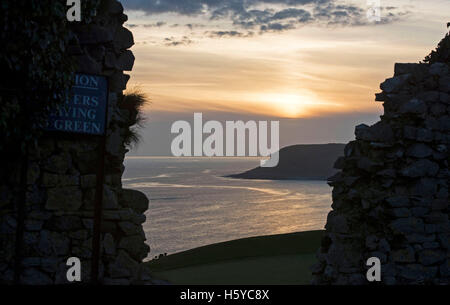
273;94;306;117
259;93;316;118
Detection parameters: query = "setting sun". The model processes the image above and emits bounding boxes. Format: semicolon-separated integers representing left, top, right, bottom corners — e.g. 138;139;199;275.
258;93;319;118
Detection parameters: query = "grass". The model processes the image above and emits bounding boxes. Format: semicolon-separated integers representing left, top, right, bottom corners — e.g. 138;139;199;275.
120;88;150;148
145;230;324;285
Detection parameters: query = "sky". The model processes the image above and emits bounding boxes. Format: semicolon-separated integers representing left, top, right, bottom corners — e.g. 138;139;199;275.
119;0;450;155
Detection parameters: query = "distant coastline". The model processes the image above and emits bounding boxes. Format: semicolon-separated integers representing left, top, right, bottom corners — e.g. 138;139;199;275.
227;143;345;181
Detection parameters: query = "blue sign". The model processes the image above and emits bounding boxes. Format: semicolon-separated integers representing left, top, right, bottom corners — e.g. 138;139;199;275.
46;73;108;135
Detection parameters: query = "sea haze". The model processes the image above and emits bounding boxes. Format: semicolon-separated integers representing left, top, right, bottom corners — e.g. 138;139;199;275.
122;157;331;259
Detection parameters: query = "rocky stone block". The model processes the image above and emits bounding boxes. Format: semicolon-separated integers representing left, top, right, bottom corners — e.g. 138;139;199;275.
104;51;117;69
390;217;424;234
41;173;79;187
103;185;120;210
46;187;83;211
392;246;416;263
401;159;439;177
47;216;83;231
113;27;134;51
439;76;450;92
429;63;449;76
394;63;426;76
391;208;411;218
386;196;410;208
108;250;139;279
27;163;40;185
41;258;61;273
381;74;410;93
103;233;116;256
405;233;435;243
121;189;149;213
403;126;433;142
118;221;141;236
440;260;450;277
103;0;124;15
398;264;438;282
418;249;446;266
20;268;53;285
116;50;135;71
38;231;70;256
43;154;72;174
109;71;130;92
24;220;44;231
76;25;114;44
118;235;148;261
81;175;97;188
409;178;438;196
75;54;102;75
399;98;427;114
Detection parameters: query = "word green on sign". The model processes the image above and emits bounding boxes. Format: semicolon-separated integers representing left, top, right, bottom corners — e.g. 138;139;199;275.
46;73;108;136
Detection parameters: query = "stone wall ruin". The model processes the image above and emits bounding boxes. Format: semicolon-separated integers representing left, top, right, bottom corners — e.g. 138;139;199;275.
312;36;450;285
0;0;154;285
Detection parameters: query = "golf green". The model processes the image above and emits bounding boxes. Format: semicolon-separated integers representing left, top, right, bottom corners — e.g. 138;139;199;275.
146;230;324;285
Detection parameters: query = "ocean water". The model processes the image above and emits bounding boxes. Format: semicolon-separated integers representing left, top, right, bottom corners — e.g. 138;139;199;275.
122;157;332;259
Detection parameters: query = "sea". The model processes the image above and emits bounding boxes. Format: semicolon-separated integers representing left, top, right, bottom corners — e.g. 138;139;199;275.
122;157;332;259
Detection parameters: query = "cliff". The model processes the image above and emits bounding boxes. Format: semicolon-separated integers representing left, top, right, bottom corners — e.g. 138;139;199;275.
229;144;345;180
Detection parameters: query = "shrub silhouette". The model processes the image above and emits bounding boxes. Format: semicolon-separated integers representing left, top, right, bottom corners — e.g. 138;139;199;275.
120;88;151;148
423;23;450;64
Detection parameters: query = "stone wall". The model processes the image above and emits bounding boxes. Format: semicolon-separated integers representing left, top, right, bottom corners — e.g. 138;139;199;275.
0;0;154;284
312;43;450;284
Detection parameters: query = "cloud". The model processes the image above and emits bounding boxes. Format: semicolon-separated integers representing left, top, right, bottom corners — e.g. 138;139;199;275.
260;22;296;33
206;30;255;38
125;21;167;28
123;0;206;15
312;3;367;26
164;36;194;46
186;23;207;30
122;0;410;38
145;21;167;27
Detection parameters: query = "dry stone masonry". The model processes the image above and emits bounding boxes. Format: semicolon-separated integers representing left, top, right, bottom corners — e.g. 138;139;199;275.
312;38;450;284
0;0;155;284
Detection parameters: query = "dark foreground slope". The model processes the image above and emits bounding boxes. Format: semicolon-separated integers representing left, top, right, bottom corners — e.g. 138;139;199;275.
146;230;324;285
229;143;345;180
